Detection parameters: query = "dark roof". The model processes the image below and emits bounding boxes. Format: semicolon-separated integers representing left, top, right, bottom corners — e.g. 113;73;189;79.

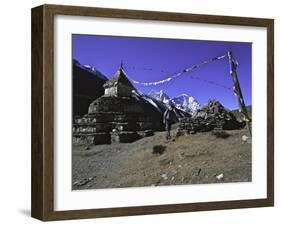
103;65;134;89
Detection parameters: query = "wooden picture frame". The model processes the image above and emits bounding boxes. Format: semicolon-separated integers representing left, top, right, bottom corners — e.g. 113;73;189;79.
31;4;274;221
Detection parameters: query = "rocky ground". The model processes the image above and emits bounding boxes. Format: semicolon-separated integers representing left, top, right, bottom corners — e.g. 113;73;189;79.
72;126;251;190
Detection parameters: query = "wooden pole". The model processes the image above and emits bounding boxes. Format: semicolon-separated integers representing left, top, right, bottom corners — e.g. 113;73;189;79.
227;51;252;136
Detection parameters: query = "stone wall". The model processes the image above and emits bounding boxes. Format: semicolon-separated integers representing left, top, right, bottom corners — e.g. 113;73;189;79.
73;95;164;145
177;100;244;135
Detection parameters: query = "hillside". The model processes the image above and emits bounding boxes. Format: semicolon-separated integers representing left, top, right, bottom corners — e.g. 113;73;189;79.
73;60;108;116
72;127;251;189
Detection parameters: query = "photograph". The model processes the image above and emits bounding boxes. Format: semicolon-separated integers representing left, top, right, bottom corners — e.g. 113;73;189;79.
29;3;274;221
71;34;252;190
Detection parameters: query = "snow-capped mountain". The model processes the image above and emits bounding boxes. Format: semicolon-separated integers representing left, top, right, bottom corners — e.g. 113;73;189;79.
73;60;108;80
82;64;108;80
148;90;170;104
147;90;200;114
132;90;167;114
171;94;200;114
132;90;191;119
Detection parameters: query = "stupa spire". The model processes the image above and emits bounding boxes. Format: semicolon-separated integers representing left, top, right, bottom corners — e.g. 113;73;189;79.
120;60;123;70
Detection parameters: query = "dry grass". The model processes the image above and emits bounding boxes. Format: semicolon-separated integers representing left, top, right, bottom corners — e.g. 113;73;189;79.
72;127;251;190
211;131;231;139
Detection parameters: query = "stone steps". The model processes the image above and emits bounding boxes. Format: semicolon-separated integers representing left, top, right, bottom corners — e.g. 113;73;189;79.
73;121;158;133
74;113;157;124
73;132;111;145
110;131;140;143
73;128;155;145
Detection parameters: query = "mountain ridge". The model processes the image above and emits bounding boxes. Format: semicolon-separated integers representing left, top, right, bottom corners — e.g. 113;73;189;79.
73;59;108;116
148;89;200;114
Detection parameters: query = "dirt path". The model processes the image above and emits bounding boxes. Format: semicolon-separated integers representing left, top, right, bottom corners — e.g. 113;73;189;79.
72;128;251;190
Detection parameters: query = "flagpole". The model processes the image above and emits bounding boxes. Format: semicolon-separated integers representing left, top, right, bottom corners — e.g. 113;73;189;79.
227;51;252;136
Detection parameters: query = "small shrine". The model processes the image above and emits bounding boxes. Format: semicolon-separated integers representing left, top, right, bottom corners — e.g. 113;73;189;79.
73;64;163;145
103;63;134;97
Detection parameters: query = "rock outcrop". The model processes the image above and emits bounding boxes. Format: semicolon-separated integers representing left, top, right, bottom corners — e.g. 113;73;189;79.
177;99;244;135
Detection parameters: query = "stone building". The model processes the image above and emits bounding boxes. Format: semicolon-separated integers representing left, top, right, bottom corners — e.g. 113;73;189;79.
103;63;134;97
73;64;164;145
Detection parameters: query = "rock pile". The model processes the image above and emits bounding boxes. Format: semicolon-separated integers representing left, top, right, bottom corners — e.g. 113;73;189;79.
177;99;243;135
73;64;163;145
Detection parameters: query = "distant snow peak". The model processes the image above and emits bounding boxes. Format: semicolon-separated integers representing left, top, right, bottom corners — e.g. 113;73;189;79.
171;94;200;114
148;89;200;114
84;64;91;68
77;63;107;80
148;89;170;104
84;64;98;72
132;90;163;113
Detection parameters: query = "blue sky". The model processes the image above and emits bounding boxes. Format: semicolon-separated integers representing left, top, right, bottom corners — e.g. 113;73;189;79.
72;34;252;110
